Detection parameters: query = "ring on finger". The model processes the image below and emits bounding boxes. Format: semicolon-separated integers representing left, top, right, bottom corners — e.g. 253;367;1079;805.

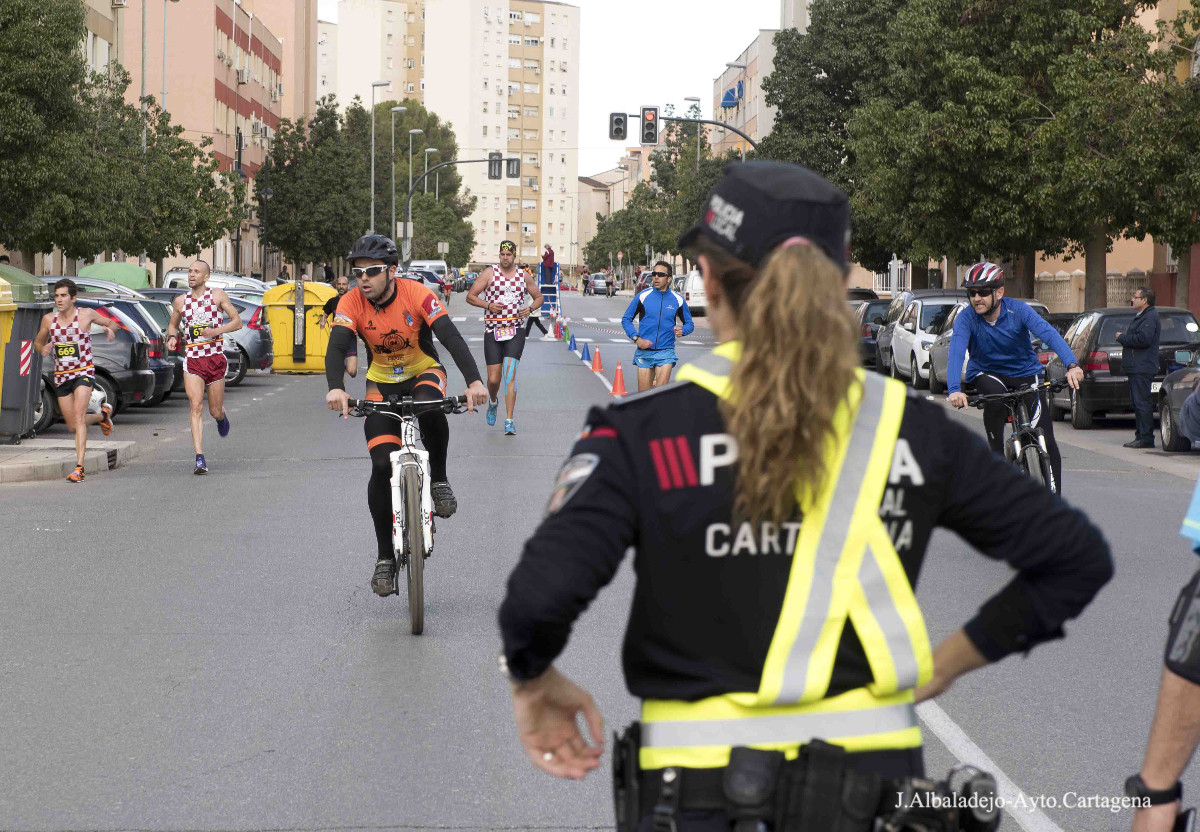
542;751;554;762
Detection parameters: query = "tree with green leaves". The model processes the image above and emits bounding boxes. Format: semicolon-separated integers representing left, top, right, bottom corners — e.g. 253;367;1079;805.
583;182;673;272
257;96;369;266
759;0;907;274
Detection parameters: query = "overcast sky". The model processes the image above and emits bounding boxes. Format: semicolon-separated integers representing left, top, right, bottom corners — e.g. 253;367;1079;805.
316;0;783;176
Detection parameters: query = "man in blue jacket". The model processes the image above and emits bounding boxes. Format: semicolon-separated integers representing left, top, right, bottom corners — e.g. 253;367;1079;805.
947;262;1084;493
1117;287;1162;449
621;261;694;391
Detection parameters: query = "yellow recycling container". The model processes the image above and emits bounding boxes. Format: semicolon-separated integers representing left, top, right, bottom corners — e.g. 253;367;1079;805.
262;280;338;373
0;277;15;407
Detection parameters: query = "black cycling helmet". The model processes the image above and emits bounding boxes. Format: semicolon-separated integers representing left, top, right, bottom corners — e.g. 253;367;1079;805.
347;234;399;266
961;261;1005;289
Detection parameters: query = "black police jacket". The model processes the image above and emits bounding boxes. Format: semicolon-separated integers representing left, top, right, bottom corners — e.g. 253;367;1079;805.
1117;307;1161;376
498;380;1114;700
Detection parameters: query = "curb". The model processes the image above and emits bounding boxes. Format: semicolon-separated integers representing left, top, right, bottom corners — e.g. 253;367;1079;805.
0;439;141;485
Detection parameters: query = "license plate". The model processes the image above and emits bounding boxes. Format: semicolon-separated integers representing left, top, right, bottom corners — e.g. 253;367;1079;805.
1152;381;1162;393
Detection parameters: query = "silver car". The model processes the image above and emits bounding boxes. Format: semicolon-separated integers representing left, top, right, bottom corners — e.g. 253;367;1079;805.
926;298;1050;394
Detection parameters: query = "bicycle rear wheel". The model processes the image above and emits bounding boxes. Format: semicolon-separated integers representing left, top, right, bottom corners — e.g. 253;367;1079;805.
402;465;426;635
1021;445;1047;490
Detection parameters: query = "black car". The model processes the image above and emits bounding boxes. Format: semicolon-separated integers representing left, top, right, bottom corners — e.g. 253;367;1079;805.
853;298;891;368
77;297;174;406
1159;347;1200;451
848;287;879;301
1046;306;1200;429
31;303;155;433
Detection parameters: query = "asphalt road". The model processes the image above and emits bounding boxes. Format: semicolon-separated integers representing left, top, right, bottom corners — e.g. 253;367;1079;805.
1;291;1197;832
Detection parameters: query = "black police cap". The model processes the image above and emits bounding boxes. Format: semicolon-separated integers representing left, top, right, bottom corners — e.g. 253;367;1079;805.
678;161;851;272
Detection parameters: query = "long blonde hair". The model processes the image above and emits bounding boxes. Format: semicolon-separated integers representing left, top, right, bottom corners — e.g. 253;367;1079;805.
690;236;860;526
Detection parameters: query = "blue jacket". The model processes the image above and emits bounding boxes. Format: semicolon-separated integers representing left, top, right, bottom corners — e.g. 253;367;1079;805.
947;298;1078;393
1116;307;1161;375
622;287;694;350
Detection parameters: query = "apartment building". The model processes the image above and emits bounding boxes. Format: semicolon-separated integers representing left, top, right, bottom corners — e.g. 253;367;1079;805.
711;30;780;158
576;175;610;267
317;18;338;101
780;0;809;31
425;0;580;270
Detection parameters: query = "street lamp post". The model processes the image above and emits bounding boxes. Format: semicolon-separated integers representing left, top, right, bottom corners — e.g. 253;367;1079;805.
369;80;389;233
424;147;438;194
408;128;423;193
260;185;274;280
405;128;423;256
162;0;180;110
390;106;407;242
684;96;701;172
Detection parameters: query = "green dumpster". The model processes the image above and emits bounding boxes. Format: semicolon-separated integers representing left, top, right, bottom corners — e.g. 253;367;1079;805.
0;267;53;443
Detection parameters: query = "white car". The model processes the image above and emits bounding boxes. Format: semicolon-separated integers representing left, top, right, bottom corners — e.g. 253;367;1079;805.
680;271;706;316
164;268;270;294
889;294;960;389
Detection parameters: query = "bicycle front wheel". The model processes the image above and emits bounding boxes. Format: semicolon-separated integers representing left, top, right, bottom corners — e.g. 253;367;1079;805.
1021;445;1047;490
402;465;426;635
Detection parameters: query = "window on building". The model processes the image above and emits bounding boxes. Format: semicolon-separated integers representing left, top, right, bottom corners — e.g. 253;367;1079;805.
387;33;393;44
563;38;568;50
480;221;487;233
524;59;539;72
523;129;537;140
561;107;568;119
549;86;555;95
526;12;540;23
506;222;514;232
522;199;536;210
407;82;415;92
524;37;539;46
509;57;521;68
548;107;554;117
508;199;519;211
494;196;500;209
483;78;489;89
387;9;393;18
525;153;537;163
548;129;555;140
522;222;536;234
550;37;556;47
508;82;519;95
548;176;554;186
560;61;568;72
547;223;552;233
509;10;522;20
551;13;557;22
524;107;537;117
560;223;565;233
494;220;500;232
523;82;538;93
408;59;415;69
508;128;519;139
387;57;393;68
482;126;488;136
484;6;489;17
420;80;425;91
509;34;520;45
548;199;554;209
508;106;519;119
549;60;556;71
483;102;489;113
421;55;425;66
407;12;415;22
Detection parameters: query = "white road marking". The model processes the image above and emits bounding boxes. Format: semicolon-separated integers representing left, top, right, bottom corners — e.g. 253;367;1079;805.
917;701;1065;832
451;316;467;322
583;317;598;322
573;349;614;393
608;317;623;322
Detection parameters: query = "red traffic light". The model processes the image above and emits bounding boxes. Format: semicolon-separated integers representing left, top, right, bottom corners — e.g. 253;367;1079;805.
645;111;655;121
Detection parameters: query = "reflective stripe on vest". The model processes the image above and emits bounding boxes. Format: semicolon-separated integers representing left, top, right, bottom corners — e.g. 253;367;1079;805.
641;342;933;769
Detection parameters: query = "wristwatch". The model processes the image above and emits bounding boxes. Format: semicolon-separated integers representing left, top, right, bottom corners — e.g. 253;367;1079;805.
1124;774;1182;805
1066;362;1080;370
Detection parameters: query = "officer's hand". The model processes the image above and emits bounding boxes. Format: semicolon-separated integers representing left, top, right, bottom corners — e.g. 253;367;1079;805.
674;325;684;337
948;392;969;409
326;388;351;419
1130;801;1180;832
511;666;604;781
465;380;488;412
636;337;653;350
1066;366;1084;390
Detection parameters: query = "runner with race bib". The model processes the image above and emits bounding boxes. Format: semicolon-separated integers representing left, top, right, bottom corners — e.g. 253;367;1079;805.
466;240;543;435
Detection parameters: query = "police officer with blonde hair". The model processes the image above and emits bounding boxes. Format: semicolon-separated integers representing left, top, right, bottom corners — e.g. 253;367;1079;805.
498;162;1114;831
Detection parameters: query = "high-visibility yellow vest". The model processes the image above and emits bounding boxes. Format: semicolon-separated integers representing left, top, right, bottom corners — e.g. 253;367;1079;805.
641;342;933;769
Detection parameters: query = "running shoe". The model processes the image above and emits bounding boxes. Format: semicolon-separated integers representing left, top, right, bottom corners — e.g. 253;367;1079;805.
99;403;114;436
216;411;230;438
431;481;457;518
504;419;516;436
194;454;208;475
66;465;85;483
372;558;397;596
486;399;498;426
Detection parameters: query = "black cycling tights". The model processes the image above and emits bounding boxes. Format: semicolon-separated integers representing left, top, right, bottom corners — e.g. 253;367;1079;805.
365;385;450;561
972;372;1063;493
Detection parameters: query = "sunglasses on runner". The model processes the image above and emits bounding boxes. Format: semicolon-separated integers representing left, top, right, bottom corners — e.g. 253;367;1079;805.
652;271;671;277
967;288;994;298
351;265;389;278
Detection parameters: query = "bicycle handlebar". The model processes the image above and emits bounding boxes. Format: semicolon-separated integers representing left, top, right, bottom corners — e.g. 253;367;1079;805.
966;378;1068;409
344;394;469;418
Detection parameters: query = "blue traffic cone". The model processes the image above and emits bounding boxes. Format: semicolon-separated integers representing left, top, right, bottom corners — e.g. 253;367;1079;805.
568;334;576;351
580;342;591;363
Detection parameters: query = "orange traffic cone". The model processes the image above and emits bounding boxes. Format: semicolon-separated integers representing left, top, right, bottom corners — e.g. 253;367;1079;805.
591;347;603;372
611;362;627;396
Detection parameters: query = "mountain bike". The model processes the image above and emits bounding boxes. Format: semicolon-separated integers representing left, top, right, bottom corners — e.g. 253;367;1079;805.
966;379;1068;493
346;394;468;634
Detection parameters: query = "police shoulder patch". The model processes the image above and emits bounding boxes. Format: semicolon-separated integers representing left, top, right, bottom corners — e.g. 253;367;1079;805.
544;453;600;516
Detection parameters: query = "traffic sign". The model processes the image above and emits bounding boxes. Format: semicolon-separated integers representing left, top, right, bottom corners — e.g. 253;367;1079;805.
617;251;623;261
437;241;449;254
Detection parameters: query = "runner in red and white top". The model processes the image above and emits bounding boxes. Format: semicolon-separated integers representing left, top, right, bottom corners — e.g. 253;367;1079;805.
465;240;543;435
166;260;242;475
32;279;117;482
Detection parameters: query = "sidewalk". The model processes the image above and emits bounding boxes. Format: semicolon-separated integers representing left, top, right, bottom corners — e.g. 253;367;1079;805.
0;438;141;484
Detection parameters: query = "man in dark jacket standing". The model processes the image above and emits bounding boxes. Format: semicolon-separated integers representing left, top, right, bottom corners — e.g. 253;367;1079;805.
1117;287;1161;449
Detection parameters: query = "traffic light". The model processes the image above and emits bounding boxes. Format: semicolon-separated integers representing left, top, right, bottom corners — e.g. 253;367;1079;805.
640;106;659;146
609;112;627;141
506;157;521;178
488;151;503;180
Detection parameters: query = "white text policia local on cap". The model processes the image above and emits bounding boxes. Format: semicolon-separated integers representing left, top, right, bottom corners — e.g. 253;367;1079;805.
705;194;745;243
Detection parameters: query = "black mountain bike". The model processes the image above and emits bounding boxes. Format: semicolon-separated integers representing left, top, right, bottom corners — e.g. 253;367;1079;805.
345;394;467;634
966;379;1068;493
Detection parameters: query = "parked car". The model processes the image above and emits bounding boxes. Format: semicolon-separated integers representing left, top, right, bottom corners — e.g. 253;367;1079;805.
888;293;962;388
41;275;148;298
585;273;606;296
76;297;174;405
680;271;706;316
874;290;958;375
926;299;1050;394
409;260;449;284
31;304;155;433
401;269;443;292
853;298;892;369
140;289;255;385
1046;306;1200;429
848;287;879;301
1159;348;1200;451
163;269;269;294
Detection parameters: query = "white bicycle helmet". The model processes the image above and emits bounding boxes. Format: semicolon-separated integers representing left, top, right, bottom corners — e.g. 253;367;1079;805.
961;261;1005;289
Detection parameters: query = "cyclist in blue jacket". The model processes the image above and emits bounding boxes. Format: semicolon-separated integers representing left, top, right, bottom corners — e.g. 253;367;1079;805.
947;262;1084;492
621;261;695;391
